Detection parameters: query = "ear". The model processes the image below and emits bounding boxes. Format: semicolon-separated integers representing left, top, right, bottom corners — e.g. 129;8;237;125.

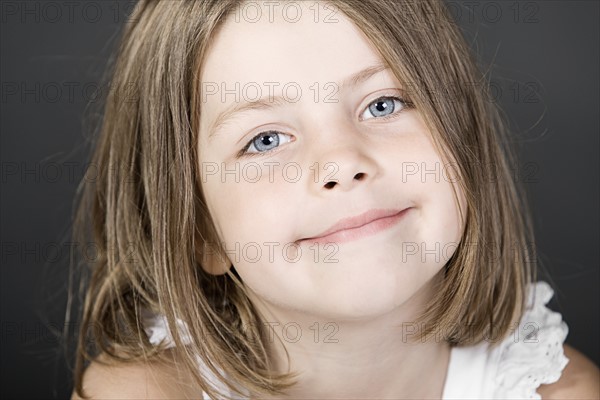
198;244;232;276
193;206;232;275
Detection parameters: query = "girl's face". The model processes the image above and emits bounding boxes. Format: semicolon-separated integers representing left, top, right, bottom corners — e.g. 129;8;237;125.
198;2;466;320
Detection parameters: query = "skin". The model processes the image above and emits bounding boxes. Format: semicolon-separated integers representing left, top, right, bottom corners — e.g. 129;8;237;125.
197;2;465;398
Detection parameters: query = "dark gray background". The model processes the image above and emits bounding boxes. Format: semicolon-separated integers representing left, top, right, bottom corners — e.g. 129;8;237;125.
1;1;598;398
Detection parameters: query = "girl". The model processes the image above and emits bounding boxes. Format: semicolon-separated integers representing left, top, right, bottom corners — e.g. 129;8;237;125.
69;0;598;399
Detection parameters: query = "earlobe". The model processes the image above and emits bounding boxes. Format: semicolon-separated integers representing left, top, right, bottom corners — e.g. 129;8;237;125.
199;246;232;275
193;221;232;275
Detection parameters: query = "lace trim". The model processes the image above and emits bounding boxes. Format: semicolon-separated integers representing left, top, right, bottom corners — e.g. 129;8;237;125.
493;281;570;399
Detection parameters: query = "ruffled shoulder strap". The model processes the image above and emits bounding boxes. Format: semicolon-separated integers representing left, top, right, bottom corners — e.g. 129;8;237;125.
492;281;570;399
140;307;193;348
140;308;248;400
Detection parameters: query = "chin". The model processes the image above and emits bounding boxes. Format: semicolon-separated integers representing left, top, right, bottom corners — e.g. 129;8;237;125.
306;278;418;321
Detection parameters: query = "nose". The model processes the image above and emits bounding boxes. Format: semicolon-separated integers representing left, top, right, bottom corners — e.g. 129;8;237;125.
306;126;379;194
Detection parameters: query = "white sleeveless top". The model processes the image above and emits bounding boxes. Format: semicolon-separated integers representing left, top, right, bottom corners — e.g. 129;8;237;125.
142;281;569;399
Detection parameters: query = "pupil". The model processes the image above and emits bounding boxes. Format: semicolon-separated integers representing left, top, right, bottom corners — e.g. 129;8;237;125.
377;101;387;111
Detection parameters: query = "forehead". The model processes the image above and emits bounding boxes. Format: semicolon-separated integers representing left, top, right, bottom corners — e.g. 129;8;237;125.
199;1;385;99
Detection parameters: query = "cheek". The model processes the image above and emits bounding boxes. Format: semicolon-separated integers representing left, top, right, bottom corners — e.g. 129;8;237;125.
201;170;297;253
203;179;254;243
389;130;465;265
428;182;465;264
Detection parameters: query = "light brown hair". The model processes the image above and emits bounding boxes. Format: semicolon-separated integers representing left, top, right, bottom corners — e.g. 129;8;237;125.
68;0;536;398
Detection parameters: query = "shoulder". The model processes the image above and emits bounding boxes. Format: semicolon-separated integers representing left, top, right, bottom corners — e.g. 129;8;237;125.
71;350;201;399
537;344;600;399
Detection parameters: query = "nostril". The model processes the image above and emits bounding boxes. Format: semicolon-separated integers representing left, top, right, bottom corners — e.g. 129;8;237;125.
324;181;336;189
354;172;365;180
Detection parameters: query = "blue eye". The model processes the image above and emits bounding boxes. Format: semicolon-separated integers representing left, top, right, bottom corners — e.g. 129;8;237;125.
361;96;411;120
238;130;293;158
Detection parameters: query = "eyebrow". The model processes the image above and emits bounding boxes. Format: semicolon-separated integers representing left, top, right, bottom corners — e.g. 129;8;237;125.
207;62;390;141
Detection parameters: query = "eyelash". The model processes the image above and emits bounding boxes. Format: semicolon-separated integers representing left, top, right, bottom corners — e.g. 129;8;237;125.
236;95;414;158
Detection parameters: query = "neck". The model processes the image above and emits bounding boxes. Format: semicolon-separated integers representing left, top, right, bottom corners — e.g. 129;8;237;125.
249;285;452;399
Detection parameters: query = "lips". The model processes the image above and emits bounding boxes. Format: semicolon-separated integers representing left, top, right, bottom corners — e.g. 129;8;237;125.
298;207;411;244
